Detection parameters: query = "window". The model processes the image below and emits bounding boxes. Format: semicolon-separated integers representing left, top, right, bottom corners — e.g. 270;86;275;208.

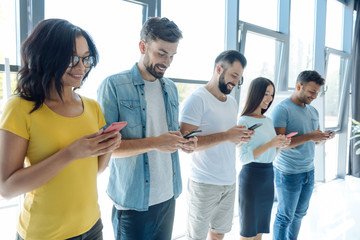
326;0;344;50
288;0;315;89
324;49;349;129
239;0;279;31
0;0;19;111
325;134;340;181
0;0;18;65
323;48;350;181
162;0;225;81
238;23;286;112
0;71;18;114
45;0;143;99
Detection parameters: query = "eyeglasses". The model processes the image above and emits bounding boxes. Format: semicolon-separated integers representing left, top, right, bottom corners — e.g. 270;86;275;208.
69;56;95;68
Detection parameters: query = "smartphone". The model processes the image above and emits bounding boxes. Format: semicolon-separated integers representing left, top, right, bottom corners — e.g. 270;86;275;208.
103;121;127;134
248;123;263;130
328;129;339;134
183;130;202;139
286;132;298;138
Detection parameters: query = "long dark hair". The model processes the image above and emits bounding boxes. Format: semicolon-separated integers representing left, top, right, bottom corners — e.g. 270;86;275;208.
241;77;275;116
16;18;99;113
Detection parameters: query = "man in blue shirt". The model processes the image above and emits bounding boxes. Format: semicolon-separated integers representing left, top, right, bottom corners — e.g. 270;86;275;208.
97;17;197;240
271;70;335;240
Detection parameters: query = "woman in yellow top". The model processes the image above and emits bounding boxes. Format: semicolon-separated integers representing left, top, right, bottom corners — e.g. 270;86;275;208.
0;19;121;240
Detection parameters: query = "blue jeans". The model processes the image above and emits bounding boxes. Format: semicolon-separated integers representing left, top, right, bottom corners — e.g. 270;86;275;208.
112;197;175;240
273;168;314;240
16;218;103;240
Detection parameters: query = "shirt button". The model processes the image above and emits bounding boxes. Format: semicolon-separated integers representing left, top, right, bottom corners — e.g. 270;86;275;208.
143;126;145;128
142;108;145;111
145;180;149;183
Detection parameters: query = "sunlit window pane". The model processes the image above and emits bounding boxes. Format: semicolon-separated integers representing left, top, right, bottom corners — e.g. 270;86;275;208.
162;0;225;81
325;134;339;181
175;82;204;106
239;0;278;31
288;0;315;89
324;53;348;128
0;0;18;65
45;0;143;99
239;32;283;113
326;0;344;50
0;72;18;114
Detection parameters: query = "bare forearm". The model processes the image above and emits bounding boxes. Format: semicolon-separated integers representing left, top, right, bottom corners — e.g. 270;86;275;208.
0;149;72;199
98;153;111;174
112;138;158;158
253;141;274;159
285;134;312;149
195;132;228;151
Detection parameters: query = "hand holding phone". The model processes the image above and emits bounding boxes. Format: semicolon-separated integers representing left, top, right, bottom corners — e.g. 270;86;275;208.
286;132;298;138
183;130;202;139
248;123;262;130
103;121;127;134
327;129;338;134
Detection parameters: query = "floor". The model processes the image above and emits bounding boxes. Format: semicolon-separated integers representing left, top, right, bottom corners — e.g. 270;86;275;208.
2;175;360;240
223;176;360;240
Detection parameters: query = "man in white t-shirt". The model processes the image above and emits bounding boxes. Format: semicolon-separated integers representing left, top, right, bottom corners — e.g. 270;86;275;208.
180;50;254;240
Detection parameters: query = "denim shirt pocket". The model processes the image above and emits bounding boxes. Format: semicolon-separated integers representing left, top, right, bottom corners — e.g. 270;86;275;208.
119;100;143;138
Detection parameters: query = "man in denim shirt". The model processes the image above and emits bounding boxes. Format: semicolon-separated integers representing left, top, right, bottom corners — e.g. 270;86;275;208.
97;17;197;240
271;71;335;240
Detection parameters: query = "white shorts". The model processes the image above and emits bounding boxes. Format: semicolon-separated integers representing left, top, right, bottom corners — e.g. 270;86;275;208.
186;179;236;240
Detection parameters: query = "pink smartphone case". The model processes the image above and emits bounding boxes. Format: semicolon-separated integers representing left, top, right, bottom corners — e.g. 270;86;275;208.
104;122;127;133
286;132;298;138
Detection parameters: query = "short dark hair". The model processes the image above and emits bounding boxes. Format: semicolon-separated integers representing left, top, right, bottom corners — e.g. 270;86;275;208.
16;18;98;113
214;50;247;70
241;77;275;116
296;70;325;86
140;17;183;43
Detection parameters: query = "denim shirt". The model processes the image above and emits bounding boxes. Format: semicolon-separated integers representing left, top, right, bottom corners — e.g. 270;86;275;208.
97;64;182;211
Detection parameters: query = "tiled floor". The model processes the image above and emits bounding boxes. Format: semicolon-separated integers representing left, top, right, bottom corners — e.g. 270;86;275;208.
2;175;360;240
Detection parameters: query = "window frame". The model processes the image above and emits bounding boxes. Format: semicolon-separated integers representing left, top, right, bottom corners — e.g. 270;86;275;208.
323;47;351;131
238;20;289;91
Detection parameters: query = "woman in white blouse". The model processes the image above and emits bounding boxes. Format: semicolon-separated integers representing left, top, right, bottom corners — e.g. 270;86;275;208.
237;77;290;240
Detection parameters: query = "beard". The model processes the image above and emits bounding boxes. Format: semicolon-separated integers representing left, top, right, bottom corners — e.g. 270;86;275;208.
145;63;165;79
143;53;166;79
299;91;313;105
218;71;234;95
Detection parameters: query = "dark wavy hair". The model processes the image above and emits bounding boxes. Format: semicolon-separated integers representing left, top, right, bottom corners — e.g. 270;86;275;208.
16;18;99;113
241;77;275;116
296;70;325;86
140;17;183;43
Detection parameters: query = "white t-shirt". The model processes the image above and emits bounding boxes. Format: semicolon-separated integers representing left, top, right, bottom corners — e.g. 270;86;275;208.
144;79;173;206
180;86;238;186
